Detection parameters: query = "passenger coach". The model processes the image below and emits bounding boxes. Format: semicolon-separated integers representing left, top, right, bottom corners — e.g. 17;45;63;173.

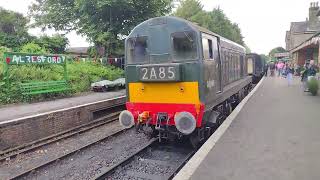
119;16;252;145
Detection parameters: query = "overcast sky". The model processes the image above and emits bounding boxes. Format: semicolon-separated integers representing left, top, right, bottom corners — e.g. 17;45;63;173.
0;0;315;54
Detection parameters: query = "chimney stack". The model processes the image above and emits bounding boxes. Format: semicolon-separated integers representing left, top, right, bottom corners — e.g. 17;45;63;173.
309;1;320;29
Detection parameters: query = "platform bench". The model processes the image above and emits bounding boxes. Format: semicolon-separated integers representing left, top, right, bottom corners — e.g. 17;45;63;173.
20;80;69;95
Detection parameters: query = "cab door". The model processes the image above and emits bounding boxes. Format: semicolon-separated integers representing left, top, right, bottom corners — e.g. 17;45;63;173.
202;34;221;107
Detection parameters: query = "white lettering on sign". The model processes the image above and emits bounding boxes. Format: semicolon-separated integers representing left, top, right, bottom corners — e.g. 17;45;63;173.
139;66;177;81
7;55;65;64
168;67;175;79
150;68;157;79
141;68;148;80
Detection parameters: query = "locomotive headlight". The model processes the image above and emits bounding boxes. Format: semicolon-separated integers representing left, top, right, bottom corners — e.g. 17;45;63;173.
174;112;196;135
119;110;134;129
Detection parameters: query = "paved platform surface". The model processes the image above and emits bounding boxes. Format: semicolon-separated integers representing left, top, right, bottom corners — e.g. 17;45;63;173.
190;77;320;180
0;90;125;122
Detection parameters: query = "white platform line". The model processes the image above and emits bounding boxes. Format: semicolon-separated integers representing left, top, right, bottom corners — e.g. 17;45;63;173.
173;76;265;180
0;95;126;126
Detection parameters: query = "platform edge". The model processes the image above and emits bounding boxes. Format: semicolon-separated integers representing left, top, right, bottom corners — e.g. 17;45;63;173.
173;76;265;180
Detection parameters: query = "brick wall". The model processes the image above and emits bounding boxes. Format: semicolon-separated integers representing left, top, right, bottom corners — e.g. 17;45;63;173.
0;97;125;152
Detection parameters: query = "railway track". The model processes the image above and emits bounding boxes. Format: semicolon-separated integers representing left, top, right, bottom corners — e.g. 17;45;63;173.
8;125;128;179
0;105;125;163
93;139;195;180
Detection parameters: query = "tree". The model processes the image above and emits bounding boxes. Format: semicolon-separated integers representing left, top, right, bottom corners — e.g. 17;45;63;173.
260;54;269;63
20;42;48;54
29;0;173;56
269;47;286;57
174;0;244;45
0;8;33;50
34;34;69;54
175;0;203;20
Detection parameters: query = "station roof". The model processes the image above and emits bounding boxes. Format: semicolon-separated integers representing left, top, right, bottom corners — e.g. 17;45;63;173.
290;31;320;53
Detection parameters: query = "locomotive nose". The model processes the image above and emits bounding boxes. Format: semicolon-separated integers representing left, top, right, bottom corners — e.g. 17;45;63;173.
119;110;134;128
174;112;196;135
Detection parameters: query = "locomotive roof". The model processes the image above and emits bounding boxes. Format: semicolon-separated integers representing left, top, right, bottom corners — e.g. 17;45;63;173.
128;16;245;52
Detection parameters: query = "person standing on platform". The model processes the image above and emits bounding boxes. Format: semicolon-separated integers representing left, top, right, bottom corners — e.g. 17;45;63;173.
277;61;283;77
270;62;276;76
301;62;309;92
264;63;269;76
286;63;294;86
307;60;318;80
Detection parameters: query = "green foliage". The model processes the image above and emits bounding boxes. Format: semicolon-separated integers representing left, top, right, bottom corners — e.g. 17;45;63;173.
308;78;319;96
34;34;69;53
0;8;32;49
175;0;203;19
245;44;251;53
174;0;244;45
0;61;124;105
29;0;173;55
0;46;11;58
20;43;48;54
269;47;286;57
260;54;269;63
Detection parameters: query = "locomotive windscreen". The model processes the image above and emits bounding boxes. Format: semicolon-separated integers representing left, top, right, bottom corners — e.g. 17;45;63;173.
172;31;198;61
127;36;148;64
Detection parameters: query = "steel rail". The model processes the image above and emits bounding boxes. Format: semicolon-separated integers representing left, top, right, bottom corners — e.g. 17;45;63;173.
9;124;127;180
93;138;157;180
0;110;123;162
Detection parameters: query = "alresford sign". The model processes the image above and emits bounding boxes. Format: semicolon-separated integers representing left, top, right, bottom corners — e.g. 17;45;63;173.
4;52;66;65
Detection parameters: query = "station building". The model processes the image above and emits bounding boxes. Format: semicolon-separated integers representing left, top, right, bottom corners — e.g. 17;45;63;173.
286;2;320;65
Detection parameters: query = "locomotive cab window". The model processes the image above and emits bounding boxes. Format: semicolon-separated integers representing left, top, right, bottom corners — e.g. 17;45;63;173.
127;36;148;64
172;31;197;61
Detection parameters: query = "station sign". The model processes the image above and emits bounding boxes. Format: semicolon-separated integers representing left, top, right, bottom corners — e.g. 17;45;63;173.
4;52;66;65
274;52;289;58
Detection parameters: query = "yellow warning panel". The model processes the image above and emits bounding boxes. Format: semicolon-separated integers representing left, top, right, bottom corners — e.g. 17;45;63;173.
128;82;200;104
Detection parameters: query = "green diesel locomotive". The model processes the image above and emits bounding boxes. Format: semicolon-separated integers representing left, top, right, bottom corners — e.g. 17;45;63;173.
119;16;252;145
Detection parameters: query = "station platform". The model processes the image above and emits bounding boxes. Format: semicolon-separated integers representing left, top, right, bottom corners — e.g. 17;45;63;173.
175;76;320;180
0;90;125;122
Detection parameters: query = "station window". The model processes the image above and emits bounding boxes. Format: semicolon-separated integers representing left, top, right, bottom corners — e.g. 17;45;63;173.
172;31;197;61
126;36;148;64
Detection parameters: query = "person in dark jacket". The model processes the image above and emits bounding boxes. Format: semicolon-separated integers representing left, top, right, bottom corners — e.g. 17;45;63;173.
301;63;308;91
307;60;318;77
264;63;269;76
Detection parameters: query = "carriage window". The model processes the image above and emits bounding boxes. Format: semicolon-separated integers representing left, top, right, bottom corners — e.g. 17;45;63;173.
127;36;148;64
172;31;197;61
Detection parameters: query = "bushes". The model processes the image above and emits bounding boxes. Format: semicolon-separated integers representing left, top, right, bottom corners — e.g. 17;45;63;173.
308;77;319;96
0;60;124;105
